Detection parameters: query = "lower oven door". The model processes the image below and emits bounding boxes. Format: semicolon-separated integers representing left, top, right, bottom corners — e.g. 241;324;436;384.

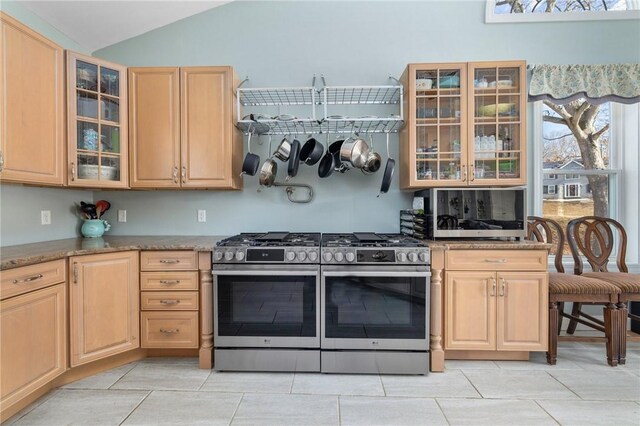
213;264;320;348
321;264;430;351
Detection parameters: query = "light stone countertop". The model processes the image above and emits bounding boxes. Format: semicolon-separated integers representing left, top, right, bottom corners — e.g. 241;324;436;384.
0;235;229;270
425;239;552;250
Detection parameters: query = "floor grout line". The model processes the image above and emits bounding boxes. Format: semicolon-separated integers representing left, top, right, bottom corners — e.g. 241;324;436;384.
196;369;213;391
544;370;584;400
117;390;152;426
433;398;452;426
227;392;245;426
458;369;485;399
337;394;342;426
533;399;563;425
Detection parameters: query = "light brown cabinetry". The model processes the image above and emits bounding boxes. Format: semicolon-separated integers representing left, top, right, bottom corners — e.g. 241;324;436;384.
444;250;548;353
67;51;128;188
0;12;64;186
400;61;526;189
140;251;199;348
1;263;66;420
129;66;241;189
69;251;140;366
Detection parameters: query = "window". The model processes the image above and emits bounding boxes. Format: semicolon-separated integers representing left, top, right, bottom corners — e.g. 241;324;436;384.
486;0;640;23
565;174;580;180
564;183;581;198
548;174;557;179
548;185;556;194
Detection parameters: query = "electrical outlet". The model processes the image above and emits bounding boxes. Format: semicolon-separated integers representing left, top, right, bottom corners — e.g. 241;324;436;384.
118;210;127;222
197;209;206;223
41;210;51;225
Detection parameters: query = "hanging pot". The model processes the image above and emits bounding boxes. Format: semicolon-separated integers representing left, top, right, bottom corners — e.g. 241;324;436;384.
274;137;292;161
362;135;381;175
287;138;301;179
318;134;337;178
240;132;260;176
299;136;324;166
378;132;395;196
340;135;370;169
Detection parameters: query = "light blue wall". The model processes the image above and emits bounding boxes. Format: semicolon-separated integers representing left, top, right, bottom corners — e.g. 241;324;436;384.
0;2;93;247
91;0;639;237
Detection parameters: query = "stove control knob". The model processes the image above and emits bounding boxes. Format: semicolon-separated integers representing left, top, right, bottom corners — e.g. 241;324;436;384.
334;252;344;262
345;252;355;263
298;251;307;261
323;252;333;262
224;251;234;261
286;251;296;261
235;251;245;261
419;252;429;262
214;251;224;261
309;251;318;262
396;252;407;262
408;252;418;263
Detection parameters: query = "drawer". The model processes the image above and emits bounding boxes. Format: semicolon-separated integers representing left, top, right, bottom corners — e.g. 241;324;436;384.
141;291;199;311
141;311;199;348
446;250;547;271
1;260;66;300
140;272;199;291
140;251;198;271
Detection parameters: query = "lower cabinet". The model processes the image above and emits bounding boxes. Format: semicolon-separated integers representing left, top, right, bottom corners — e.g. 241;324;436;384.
0;284;66;415
444;250;548;352
69;251;140;366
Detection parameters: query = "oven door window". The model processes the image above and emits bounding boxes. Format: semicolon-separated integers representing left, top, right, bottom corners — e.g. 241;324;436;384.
325;276;426;339
217;275;316;337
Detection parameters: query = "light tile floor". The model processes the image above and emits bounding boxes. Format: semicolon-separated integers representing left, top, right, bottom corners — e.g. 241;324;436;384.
6;341;640;426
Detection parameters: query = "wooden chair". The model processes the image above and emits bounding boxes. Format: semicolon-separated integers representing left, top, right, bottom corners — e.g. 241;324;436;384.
567;216;640;365
527;216;621;366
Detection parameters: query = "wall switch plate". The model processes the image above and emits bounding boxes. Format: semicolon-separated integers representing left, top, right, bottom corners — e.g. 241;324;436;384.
197;209;206;223
118;210;127;222
40;210;51;225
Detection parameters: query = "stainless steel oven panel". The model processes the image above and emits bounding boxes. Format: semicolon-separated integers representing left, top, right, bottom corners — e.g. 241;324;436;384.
215;349;320;372
213;264;320;349
321;265;430;351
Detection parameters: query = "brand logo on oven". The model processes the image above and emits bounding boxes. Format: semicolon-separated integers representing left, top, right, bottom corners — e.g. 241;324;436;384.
261;253;269;257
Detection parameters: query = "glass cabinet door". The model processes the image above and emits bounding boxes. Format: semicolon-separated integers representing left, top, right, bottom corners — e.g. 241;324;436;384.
68;52;127;187
469;62;525;185
413;64;467;186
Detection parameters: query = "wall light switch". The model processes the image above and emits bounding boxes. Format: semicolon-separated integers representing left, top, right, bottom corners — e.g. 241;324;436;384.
118;210;127;222
41;210;51;225
197;209;206;223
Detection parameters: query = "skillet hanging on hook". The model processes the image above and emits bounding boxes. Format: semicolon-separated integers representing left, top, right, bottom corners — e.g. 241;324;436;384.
378;130;395;197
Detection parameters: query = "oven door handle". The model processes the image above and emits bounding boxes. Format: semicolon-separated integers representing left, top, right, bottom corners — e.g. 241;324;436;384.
322;271;430;278
212;270;318;276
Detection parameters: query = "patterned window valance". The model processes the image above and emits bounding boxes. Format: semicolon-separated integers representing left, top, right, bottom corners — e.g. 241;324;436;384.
529;64;640;105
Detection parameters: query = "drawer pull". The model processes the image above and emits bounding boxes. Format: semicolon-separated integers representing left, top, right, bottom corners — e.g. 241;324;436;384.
12;274;44;284
159;280;181;285
500;278;506;297
490;277;496;296
159;259;180;264
484;258;507;263
160;299;180;305
160;328;180;334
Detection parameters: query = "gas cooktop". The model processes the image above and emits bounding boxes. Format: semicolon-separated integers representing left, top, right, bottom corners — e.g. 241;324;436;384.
321;233;426;248
217;232;321;247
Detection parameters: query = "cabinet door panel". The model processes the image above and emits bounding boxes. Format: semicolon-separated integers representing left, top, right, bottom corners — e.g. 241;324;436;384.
445;271;496;350
0;12;64;185
129;67;180;188
70;251;139;366
1;284;66;414
497;272;548;351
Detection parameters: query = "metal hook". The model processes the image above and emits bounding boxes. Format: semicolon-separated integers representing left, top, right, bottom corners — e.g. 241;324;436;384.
388;75;401;85
238;76;249;88
321;74;327;88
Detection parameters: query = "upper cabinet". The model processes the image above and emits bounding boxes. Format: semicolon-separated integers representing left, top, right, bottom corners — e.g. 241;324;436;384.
0;12;65;186
67;51;128;188
400;61;526;189
129;66;242;189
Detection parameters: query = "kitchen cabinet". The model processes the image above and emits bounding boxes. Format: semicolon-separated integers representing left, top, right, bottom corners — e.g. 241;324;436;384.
69;251;140;366
444;250;548;353
1;273;66;420
0;12;65;186
400;61;526;189
129;66;242;189
67;51;128;188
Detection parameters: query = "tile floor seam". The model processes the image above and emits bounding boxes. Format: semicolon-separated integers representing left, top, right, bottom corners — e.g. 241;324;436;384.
196;369;213;391
337;394;342;426
228;392;245;426
533;399;563;425
433;398;453;425
378;375;387;397
290;373;295;394
458;369;486;399
117;390;152;426
109;363;140;390
544;371;583;400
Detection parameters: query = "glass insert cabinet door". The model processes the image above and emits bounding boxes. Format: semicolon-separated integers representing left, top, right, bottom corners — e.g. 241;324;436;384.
468;61;526;185
67;52;128;187
411;63;468;187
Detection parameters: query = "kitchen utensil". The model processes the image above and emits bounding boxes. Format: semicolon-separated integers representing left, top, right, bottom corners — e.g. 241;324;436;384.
95;200;110;219
80;202;97;219
378;133;395;196
362;135;382;175
287;138;301;180
299;136;324;166
340;135;370;169
329;139;348;173
318;134;336;178
240;131;260;176
274;137;292;161
259;136;278;187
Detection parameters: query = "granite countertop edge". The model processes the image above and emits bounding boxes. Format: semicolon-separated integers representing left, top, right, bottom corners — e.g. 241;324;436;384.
425;240;553;250
0;236;229;270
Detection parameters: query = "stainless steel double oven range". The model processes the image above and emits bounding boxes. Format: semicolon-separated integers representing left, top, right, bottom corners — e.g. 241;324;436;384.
212;232;430;374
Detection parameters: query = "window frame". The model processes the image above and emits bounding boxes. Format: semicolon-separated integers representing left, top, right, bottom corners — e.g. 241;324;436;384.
564;183;581;198
548;185;556;194
485;0;640;23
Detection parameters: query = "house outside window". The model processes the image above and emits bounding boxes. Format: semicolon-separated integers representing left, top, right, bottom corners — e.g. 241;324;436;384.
564;183;581;198
486;0;640;23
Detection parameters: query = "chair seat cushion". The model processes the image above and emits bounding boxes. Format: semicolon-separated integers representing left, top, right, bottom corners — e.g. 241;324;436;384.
549;272;621;295
583;272;640;293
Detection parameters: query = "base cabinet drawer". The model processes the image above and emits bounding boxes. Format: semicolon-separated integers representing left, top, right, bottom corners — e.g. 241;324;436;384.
446;250;547;271
141;311;199;348
140;271;199;291
141;291;198;310
140;251;198;271
1;260;66;300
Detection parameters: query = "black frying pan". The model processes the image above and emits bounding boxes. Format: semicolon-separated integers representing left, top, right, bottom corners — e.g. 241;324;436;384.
378;158;395;196
287;139;301;179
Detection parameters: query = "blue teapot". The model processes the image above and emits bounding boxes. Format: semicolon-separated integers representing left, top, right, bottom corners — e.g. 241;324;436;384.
81;219;111;238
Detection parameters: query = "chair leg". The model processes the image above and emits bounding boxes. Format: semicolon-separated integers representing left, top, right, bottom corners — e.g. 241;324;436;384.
547;301;558;365
557;302;565;334
617;302;628;365
603;303;619;367
566;302;582;334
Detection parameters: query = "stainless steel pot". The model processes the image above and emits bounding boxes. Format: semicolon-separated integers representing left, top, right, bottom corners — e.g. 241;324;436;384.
259;159;278;187
340;136;370;169
274;137;292;161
